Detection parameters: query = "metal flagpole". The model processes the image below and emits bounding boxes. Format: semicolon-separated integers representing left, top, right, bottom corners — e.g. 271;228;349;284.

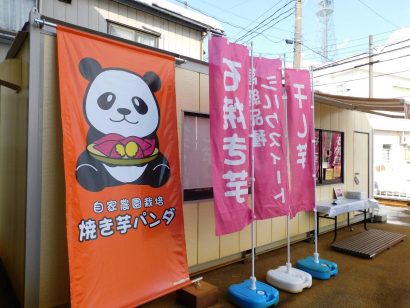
249;41;256;291
311;66;320;263
283;53;292;273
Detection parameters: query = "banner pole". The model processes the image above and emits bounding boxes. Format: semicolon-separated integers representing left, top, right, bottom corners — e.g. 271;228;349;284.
310;66;320;263
249;41;256;291
282;53;292;272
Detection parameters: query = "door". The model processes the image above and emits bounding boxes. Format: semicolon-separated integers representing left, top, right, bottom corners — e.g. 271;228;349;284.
353;132;369;197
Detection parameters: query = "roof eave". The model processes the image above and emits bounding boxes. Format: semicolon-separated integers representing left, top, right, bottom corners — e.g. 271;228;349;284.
113;0;224;34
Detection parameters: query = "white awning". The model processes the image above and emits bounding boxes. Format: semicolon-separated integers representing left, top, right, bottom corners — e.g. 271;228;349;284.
314;91;408;119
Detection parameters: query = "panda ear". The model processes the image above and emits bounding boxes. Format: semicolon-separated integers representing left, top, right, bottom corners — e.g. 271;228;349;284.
143;72;161;93
79;58;103;81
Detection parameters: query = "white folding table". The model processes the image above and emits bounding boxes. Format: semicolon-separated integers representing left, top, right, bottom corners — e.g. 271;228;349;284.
316;198;379;243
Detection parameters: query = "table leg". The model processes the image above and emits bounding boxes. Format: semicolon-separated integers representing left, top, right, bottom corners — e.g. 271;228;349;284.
331;216;338;243
347;212;354;231
364;209;368;231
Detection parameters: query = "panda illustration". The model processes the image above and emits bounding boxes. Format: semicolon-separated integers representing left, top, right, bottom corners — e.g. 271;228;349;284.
75;57;170;192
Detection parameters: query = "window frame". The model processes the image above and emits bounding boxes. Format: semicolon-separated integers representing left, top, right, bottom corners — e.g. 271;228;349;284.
107;20;160;48
316;129;345;185
182;111;213;202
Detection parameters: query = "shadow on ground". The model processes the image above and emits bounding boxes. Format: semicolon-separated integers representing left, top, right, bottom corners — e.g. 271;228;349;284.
0;205;408;307
144;204;410;307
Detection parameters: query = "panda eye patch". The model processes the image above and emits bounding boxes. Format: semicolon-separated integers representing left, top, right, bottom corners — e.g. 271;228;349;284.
97;92;116;110
132;96;148;115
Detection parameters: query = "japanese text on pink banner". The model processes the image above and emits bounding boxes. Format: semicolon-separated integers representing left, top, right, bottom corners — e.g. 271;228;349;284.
286;69;315;215
252;58;289;219
222;57;249;203
209;36;251;235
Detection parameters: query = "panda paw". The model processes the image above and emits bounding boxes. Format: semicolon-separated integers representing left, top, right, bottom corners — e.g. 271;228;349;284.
76;163;105;192
146;156;170;187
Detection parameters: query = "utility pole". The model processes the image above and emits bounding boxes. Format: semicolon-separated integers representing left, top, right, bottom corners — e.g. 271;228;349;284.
369;35;373;98
293;0;302;68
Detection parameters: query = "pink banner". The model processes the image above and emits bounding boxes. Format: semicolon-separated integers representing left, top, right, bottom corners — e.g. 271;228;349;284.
285;69;315;216
209;36;252;236
329;132;342;167
315;130;320;180
322;131;327;164
252;58;289;219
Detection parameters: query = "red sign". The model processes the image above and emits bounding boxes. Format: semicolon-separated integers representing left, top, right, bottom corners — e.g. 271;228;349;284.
285;69;315;216
315;130;320;179
57;26;189;307
208;36;252;235
329;132;342;167
252;58;289;219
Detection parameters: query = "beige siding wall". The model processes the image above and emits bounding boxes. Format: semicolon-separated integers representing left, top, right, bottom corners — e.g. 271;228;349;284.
40;0;203;59
0;40;29;305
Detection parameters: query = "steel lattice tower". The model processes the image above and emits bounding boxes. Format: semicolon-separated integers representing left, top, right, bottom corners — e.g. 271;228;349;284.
316;0;336;63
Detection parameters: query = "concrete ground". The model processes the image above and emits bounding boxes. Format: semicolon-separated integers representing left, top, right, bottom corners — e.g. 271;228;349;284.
1;204;409;307
144;204;410;307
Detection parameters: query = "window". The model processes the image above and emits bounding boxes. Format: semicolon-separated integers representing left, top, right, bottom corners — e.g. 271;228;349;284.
108;22;159;48
0;0;35;33
182;112;251;201
183;112;213;201
382;144;392;162
315;129;344;185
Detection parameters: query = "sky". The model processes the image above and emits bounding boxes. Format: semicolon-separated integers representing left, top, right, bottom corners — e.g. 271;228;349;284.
167;0;410;66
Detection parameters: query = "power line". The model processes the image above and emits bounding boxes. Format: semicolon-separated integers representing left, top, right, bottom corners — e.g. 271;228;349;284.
243;8;295;43
298;29;402;61
235;0;295;42
173;0;407;70
233;0;292;37
278;32;396;61
172;0;291;44
227;0;249;10
298;35;400;61
307;30;393;50
286;39;334;63
231;0;289;39
356;0;398;28
314;53;410;79
189;0;270;24
315;68;410;87
172;0;245;32
314;42;410;71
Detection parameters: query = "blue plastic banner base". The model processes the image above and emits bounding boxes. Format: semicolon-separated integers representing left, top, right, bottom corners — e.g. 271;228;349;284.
228;279;279;308
296;256;338;280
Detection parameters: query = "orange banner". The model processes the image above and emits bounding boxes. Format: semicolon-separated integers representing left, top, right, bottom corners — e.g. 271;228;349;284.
57;26;189;307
